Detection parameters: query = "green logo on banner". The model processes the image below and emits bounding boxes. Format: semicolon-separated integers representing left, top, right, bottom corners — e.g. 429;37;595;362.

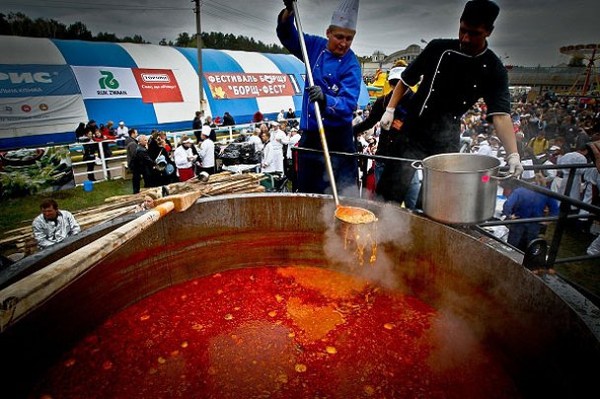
99;71;119;89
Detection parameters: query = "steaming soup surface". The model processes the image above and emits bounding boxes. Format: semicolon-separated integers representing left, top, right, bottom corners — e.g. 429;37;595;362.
32;266;518;398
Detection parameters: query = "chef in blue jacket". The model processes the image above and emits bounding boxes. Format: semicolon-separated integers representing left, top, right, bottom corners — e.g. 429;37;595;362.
277;0;362;196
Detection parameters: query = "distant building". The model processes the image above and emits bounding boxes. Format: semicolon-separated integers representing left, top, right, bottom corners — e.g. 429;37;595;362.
507;66;600;97
360;45;599;98
360;44;424;78
382;44;422;67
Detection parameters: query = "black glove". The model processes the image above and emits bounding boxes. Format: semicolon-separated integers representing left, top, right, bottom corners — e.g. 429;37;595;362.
283;0;295;11
307;85;326;108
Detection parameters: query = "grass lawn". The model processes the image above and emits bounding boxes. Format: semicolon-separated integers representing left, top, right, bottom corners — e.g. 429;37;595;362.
1;179;132;233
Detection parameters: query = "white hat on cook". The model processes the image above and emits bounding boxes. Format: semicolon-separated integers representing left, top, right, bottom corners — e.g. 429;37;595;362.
330;0;359;31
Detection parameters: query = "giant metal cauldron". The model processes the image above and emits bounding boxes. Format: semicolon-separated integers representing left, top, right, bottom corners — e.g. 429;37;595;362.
1;194;599;397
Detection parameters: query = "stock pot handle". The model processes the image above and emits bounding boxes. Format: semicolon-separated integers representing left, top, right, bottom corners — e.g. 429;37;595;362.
491;171;513;181
411;160;423;170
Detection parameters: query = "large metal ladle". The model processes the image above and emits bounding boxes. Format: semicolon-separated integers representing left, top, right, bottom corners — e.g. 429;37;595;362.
291;1;376;225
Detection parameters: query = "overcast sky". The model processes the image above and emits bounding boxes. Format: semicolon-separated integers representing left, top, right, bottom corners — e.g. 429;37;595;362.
2;0;598;67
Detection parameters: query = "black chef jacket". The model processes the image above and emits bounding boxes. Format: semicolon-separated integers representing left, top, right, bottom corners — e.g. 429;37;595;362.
399;39;511;155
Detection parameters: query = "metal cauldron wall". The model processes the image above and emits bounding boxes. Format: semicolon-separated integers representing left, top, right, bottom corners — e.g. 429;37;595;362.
0;194;599;397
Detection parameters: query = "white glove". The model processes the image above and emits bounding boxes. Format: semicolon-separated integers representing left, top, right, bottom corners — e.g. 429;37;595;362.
380;107;394;130
505;152;524;178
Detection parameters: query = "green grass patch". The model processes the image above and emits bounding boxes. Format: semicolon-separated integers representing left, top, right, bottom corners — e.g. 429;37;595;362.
0;179;132;233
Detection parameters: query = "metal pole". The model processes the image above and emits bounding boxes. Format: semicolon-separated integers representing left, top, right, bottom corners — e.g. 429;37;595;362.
194;0;204;112
97;141;108;181
582;47;596;96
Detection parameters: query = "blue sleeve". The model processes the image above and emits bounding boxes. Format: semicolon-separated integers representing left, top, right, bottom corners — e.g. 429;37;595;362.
276;10;303;61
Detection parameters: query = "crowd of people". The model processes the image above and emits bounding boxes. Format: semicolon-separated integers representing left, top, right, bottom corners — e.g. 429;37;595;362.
75;119;131;181
72;103;305;197
126;128;216;194
352;83;599;252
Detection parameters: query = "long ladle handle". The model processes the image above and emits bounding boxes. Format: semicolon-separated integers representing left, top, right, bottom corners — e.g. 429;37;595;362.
291;0;340;207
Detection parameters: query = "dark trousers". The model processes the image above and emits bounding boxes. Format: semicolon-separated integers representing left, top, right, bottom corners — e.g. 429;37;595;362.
132;170;153;194
132;172;142;194
285;158;297;192
297;151;358;197
83;154;96;181
508;223;542;251
376;145;423;205
295;125;358;197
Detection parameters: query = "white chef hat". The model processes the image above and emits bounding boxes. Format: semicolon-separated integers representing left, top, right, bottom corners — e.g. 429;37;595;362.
330;0;359;31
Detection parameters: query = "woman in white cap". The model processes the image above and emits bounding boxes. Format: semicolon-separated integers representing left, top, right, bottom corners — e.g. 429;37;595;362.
277;0;362;196
174;136;198;181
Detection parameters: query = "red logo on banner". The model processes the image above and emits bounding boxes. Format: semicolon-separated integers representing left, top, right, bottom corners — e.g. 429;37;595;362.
132;68;183;103
204;73;296;99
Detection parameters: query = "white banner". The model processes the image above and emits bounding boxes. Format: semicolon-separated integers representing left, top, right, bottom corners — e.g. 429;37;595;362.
0;95;87;136
71;66;142;99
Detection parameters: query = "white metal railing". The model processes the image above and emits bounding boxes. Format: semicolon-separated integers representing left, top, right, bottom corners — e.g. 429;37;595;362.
166;118;300;145
69;139;126;184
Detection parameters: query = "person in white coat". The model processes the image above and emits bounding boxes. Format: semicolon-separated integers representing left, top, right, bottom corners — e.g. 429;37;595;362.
277;109;286;123
269;121;285;173
174;137;197;181
281;127;301;190
282;127;301;161
198;125;216;174
261;130;277;173
116;121;128;139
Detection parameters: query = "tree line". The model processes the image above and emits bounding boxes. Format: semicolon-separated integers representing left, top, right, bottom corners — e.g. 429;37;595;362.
0;12;288;53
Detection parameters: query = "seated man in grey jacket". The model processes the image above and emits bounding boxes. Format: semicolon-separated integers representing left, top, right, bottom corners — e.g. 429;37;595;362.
32;199;81;250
